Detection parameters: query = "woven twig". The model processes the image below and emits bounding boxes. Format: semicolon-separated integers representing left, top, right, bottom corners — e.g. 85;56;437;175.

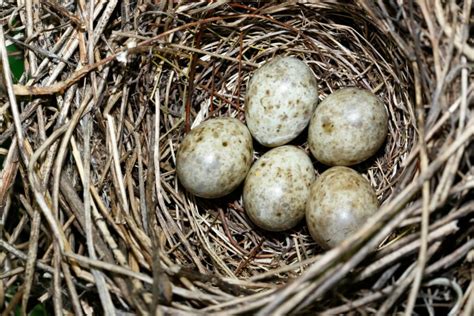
0;1;472;314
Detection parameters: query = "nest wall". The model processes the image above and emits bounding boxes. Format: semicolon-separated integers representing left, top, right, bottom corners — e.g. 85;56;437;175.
0;1;472;315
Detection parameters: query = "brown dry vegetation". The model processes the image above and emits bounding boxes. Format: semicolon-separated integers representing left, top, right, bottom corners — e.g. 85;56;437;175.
0;1;473;315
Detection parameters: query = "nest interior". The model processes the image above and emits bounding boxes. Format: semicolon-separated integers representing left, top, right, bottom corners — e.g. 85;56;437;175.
0;1;473;315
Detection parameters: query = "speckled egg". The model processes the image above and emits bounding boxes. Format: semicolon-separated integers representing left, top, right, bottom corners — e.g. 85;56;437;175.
243;146;315;231
308;87;388;166
306;166;379;249
245;56;319;147
176;117;253;198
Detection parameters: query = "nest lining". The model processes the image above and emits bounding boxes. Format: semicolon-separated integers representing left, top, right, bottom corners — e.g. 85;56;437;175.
144;2;415;277
0;1;473;315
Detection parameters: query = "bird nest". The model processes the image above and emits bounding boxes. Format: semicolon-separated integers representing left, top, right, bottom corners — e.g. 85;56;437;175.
1;1;473;315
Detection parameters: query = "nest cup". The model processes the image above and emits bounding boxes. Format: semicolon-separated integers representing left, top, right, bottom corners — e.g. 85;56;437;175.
155;1;417;310
166;4;414;273
2;1;473;315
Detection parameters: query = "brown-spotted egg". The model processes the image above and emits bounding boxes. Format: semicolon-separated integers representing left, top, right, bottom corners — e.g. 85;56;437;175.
308;87;388;166
176;118;253;198
306;166;379;249
243;146;315;231
245;56;319;147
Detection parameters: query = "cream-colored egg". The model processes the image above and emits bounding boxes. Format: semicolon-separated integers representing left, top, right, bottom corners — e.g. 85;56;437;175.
243;146;315;231
176;118;253;198
308;87;388;166
245;56;319;147
306;166;379;249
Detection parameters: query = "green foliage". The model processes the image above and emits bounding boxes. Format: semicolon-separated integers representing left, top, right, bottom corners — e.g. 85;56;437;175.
29;304;49;316
15;303;49;316
7;43;24;83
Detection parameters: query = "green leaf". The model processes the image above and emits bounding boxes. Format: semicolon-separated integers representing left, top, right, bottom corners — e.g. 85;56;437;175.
29;304;49;316
7;43;24;83
14;303;49;316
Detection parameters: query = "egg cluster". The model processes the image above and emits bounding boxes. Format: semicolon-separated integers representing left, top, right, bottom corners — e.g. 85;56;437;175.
176;56;388;249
